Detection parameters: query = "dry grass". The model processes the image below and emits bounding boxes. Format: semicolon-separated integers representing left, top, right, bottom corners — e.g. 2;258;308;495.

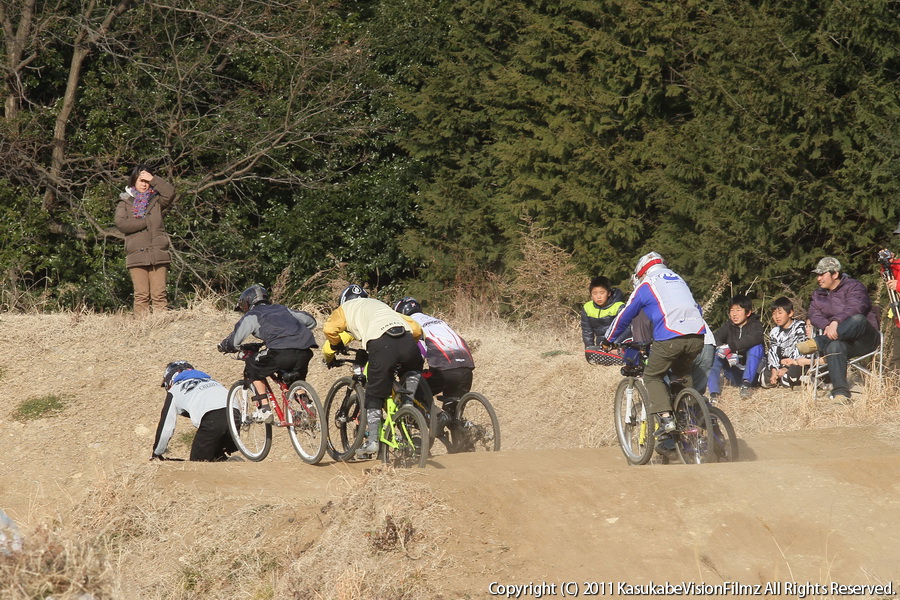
0;525;113;599
1;296;899;599
277;468;450;600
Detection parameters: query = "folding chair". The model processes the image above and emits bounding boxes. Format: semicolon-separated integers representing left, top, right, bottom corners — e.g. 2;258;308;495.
806;329;884;400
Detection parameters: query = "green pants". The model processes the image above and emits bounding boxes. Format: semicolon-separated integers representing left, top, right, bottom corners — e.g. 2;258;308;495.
644;335;704;414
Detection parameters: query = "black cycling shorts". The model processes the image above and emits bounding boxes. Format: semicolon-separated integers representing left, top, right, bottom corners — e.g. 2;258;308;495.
243;347;313;382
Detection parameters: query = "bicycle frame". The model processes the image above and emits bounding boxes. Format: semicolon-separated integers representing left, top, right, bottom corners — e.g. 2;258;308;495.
379;393;409;450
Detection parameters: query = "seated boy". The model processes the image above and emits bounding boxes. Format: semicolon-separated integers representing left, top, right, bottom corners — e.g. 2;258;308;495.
581;276;629;364
766;297;811;388
707;294;765;399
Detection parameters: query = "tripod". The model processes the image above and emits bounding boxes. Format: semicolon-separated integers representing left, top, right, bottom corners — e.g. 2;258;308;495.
877;249;900;328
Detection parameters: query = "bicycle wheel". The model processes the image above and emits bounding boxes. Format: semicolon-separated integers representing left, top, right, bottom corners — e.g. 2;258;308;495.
286;381;327;464
380;404;429;468
323;377;366;461
227;381;272;462
613;378;655;465
708;406;739;463
449;392;501;452
672;387;716;464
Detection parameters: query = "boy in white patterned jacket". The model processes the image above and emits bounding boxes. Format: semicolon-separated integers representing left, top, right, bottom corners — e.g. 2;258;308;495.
766;297;811;388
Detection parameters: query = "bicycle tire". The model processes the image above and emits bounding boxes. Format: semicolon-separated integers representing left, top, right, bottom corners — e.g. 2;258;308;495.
708;406;739;463
227;381;272;462
286;381;327;464
613;378;655;465
323;377;366;461
379;404;429;468
449;392;501;452
672;387;716;464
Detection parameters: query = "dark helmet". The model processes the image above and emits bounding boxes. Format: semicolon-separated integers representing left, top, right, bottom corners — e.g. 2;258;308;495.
235;284;269;312
338;284;369;305
162;361;193;389
393;296;422;316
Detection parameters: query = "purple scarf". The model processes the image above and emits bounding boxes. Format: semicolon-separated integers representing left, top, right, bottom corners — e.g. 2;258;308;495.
132;189;156;218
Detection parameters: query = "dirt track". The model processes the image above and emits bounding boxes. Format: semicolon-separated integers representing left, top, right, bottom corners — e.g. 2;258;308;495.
1;310;898;598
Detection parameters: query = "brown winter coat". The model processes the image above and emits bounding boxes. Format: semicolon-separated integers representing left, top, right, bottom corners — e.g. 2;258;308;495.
114;176;175;268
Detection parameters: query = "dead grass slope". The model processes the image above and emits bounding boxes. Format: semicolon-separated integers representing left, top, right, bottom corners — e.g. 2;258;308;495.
0;307;898;598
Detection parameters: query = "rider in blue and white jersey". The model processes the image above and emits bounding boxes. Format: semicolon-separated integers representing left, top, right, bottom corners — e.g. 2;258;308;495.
604;252;707;434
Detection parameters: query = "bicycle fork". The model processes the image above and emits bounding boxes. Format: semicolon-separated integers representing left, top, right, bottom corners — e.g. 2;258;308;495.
625;384;651;446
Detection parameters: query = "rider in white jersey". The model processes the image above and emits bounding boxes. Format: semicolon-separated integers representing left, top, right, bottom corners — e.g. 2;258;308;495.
394;296;475;408
153;361;237;461
604;252;706;434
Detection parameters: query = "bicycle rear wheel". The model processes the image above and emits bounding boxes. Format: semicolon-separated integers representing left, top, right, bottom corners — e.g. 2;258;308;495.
380;404;429;468
709;406;739;463
449;392;500;452
613;378;655;465
672;388;716;464
323;377;366;461
227;381;272;462
286;381;327;464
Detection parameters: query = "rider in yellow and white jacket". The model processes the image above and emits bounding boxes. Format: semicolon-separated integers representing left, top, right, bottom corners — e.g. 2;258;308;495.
322;285;423;455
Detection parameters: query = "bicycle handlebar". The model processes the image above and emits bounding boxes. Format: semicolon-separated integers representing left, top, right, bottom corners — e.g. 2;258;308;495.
327;347;368;369
605;340;652;352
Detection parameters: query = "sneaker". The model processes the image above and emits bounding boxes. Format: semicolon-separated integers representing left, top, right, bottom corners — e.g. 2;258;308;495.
829;392;852;405
252;406;274;424
656;415;676;435
739;385;752;398
796;339;819;355
355;439;379;457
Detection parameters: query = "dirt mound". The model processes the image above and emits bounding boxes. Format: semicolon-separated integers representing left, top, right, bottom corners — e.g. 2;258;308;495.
0;309;898;598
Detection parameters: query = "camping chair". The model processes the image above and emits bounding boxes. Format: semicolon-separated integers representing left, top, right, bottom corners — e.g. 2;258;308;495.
805;328;884;400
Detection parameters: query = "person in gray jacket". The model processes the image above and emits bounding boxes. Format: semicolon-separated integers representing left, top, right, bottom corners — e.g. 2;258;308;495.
217;285;318;423
114;164;175;316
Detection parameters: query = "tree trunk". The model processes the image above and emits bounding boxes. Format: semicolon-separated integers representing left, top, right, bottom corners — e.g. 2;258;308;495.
42;0;132;212
1;0;37;123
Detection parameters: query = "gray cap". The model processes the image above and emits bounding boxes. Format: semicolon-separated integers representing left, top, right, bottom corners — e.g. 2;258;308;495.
812;256;841;274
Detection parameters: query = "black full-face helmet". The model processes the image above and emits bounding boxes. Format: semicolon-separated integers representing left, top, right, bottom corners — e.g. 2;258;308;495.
393;296;422;316
235;284;269;313
338;284;369;305
162;361;193;389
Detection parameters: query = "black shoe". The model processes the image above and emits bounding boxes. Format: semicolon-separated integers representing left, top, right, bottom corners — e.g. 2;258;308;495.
656;435;676;454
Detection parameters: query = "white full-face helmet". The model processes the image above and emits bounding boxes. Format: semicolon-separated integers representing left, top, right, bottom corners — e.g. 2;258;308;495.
633;252;666;285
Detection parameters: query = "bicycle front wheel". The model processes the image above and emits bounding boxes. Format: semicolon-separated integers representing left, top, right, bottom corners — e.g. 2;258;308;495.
672;388;716;464
380;404;429;468
709;406;739;463
613;378;655;465
323;377;366;461
450;392;500;452
227;381;272;462
286;381;327;465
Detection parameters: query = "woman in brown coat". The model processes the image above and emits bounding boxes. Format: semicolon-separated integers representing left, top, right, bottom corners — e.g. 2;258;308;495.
114;165;175;316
